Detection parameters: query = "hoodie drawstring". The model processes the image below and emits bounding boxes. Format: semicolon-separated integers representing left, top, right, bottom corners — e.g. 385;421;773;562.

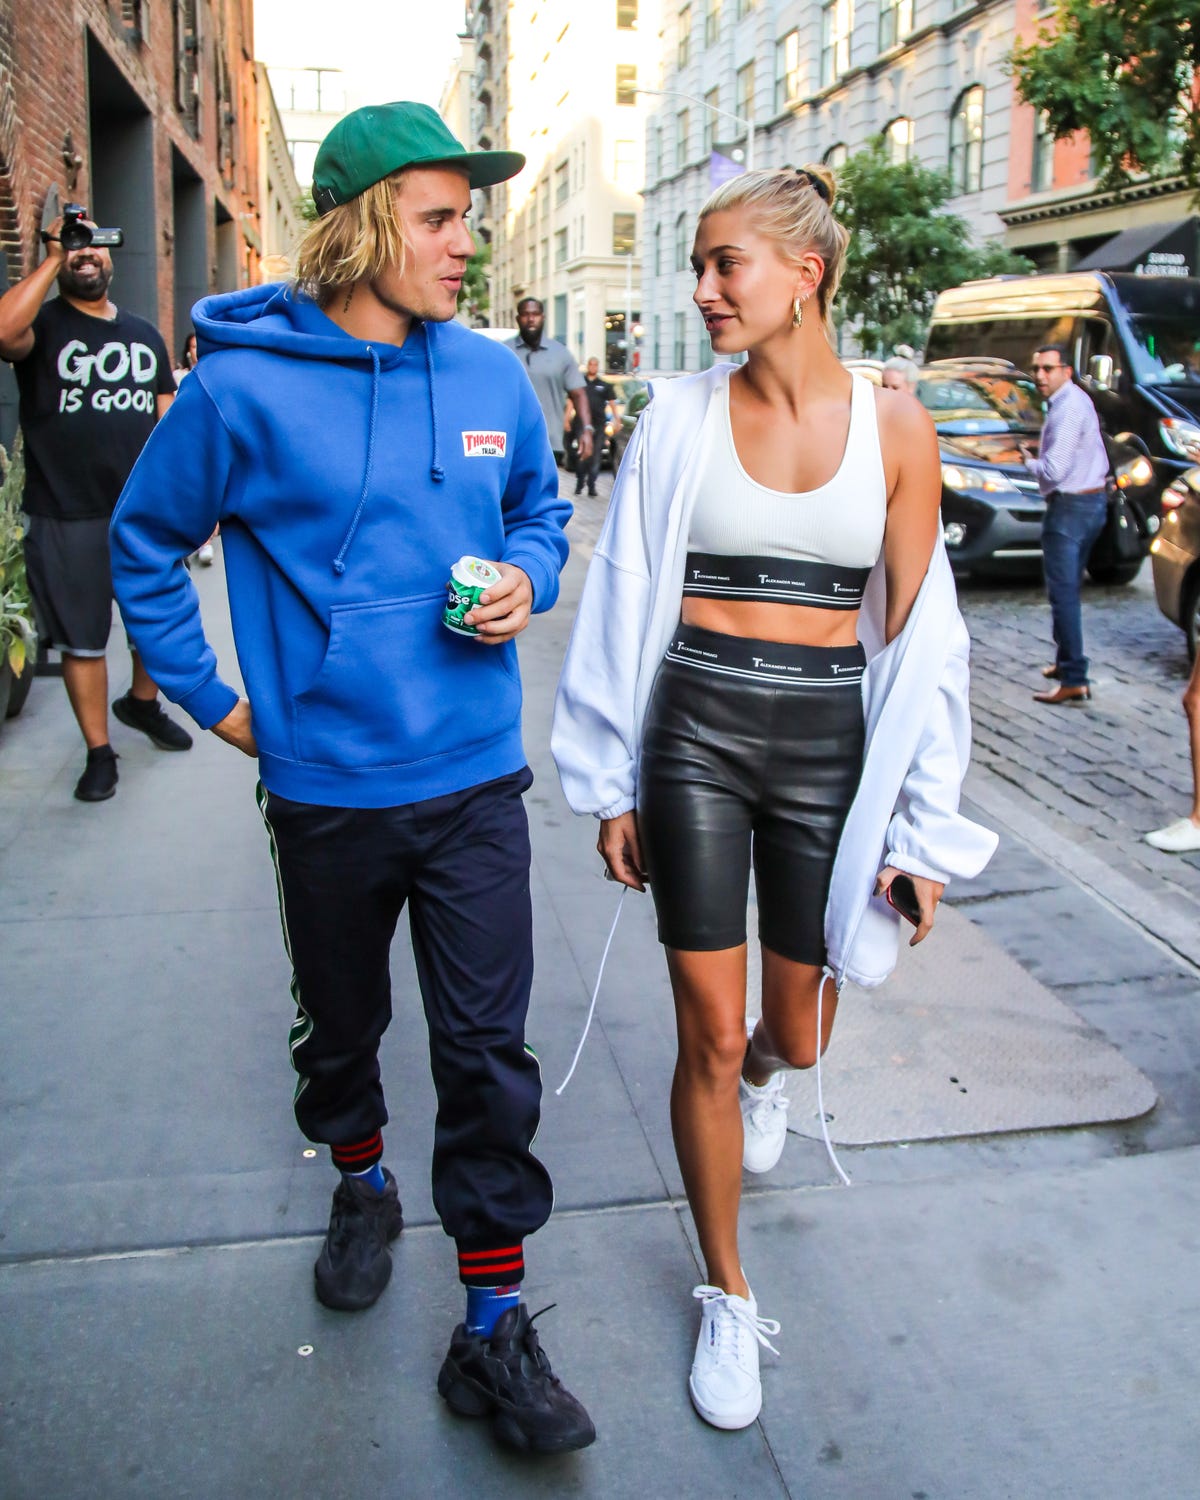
332;345;381;575
426;331;444;483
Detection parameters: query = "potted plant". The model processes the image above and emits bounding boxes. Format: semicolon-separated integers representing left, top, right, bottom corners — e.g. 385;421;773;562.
0;435;37;723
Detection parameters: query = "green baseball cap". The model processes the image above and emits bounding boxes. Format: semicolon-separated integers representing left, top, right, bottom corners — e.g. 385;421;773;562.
311;101;525;215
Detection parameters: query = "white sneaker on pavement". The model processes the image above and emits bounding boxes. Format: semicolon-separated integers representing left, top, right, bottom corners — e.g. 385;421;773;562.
689;1283;781;1430
1144;817;1200;853
197;542;215;565
740;1018;789;1173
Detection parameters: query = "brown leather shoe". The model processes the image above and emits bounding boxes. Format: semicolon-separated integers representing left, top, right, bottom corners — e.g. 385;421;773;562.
1033;683;1091;705
1041;664;1061;679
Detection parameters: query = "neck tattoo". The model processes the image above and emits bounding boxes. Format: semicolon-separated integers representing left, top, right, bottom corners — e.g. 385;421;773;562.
342;286;355;314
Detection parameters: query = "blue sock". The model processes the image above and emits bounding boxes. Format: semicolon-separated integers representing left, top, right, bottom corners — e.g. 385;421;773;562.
465;1284;521;1337
344;1161;386;1194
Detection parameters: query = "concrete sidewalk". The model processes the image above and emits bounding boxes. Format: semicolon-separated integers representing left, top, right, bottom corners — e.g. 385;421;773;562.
2;518;1199;1498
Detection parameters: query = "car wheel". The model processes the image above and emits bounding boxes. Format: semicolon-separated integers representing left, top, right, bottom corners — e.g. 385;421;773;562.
1086;557;1143;586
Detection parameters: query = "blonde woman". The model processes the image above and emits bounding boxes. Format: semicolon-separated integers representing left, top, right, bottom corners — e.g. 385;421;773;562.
553;167;996;1429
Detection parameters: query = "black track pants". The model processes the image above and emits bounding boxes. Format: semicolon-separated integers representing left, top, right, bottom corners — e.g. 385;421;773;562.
258;768;553;1284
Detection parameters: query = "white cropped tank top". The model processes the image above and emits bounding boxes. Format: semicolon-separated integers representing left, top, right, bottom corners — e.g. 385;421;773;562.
683;372;888;610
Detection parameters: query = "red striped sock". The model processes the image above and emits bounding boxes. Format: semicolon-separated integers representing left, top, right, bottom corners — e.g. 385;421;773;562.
330;1131;383;1173
457;1242;525;1287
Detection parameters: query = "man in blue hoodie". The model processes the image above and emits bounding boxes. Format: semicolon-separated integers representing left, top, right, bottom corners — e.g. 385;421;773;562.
110;103;594;1455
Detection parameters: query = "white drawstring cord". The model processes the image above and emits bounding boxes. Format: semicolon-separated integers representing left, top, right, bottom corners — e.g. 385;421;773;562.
814;965;851;1185
555;887;627;1095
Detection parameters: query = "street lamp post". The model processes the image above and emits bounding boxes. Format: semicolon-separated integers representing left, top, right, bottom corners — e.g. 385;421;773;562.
635;85;755;172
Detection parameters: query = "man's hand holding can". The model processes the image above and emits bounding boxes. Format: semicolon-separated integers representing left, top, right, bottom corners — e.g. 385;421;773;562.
464;561;533;643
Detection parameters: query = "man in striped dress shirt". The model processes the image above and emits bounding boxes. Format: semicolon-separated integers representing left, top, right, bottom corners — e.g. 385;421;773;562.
1019;343;1110;705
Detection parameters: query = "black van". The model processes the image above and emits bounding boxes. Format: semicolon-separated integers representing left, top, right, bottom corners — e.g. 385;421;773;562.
926;273;1200;494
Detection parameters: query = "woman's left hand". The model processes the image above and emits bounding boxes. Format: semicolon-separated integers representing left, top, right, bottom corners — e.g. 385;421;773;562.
875;867;944;946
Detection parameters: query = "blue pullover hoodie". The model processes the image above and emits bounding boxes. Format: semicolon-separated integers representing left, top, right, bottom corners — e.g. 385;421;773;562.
110;283;570;808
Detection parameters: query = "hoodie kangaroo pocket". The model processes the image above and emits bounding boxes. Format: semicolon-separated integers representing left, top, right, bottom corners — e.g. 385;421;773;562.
292;593;521;770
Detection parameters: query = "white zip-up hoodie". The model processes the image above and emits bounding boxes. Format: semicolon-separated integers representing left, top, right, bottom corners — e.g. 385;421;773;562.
552;364;998;989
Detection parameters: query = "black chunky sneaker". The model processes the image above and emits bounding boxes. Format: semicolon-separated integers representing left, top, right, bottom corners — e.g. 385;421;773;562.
438;1303;596;1454
74;745;119;802
313;1169;404;1311
112;692;194;751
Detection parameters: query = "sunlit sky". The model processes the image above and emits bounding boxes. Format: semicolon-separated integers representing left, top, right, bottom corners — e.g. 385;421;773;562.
254;0;466;111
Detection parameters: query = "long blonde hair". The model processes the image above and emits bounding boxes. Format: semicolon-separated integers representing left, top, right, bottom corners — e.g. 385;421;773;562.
698;165;849;335
294;172;410;307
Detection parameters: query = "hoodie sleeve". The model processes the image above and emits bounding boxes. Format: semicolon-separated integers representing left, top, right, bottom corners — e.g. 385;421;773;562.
883;612;1000;884
499;373;571;612
551;410;653;820
109;373;241;730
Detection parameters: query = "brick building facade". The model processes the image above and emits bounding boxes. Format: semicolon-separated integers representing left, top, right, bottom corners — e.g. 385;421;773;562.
0;0;262;444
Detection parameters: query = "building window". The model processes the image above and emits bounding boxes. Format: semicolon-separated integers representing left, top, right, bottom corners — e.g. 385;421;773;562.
617;0;638;26
949;85;984;195
528;244;537;281
736;0;756;16
675;212;689;272
775;30;800;112
1032;110;1055;192
655;222;663;275
678;5;691;69
650;123;662;180
821;0;852;88
614;138;637;189
704;87;719;152
883;116;913;165
674;310;687;369
173;0;200;131
555;227;568;267
613;212;636;256
735;61;755;127
823;141;848;169
705;0;722;48
676;108;690;167
653;314;661;369
878;0;913;53
616;64;638;105
555;161;569;206
541;239;549;279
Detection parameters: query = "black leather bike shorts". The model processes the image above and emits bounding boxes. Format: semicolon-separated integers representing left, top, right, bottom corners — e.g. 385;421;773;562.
637;624;866;965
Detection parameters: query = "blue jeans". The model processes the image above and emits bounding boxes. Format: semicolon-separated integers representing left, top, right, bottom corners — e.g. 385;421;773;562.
1041;490;1107;687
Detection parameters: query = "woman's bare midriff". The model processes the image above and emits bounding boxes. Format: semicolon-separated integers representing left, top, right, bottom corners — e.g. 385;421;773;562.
681;596;862;649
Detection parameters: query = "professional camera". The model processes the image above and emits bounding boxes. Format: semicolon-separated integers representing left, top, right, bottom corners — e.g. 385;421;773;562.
49;203;124;251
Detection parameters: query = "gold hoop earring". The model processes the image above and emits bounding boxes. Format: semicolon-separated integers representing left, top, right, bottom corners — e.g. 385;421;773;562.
792;296;804;330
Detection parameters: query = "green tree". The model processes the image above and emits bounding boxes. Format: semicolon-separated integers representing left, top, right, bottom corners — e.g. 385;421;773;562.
458;240;492;322
1010;0;1200;194
834;142;1029;356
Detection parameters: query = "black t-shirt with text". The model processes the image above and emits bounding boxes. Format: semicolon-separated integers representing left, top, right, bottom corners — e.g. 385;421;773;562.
14;298;174;520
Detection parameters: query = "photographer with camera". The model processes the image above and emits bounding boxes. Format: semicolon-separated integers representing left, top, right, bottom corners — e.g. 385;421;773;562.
0;204;192;801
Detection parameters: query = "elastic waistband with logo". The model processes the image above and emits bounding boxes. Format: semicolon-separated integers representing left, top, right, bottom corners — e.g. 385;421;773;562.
664;623;866;686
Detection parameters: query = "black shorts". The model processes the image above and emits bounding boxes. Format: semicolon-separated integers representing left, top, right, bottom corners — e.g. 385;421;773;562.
637;624;866;966
23;514;114;656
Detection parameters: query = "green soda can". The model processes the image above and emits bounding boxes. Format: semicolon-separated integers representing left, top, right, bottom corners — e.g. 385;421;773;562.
443;555;502;636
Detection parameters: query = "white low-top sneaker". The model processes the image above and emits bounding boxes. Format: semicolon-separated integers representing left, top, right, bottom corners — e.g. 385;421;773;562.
1144;817;1200;853
688;1283;781;1430
740;1021;789;1173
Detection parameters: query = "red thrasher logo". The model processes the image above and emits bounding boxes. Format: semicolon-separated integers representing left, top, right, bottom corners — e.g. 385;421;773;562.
461;431;507;457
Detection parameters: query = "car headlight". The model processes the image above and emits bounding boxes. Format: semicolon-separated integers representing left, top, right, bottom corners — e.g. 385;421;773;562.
1115;455;1155;489
943;521;968;547
941;463;1018;495
1160;419;1200;461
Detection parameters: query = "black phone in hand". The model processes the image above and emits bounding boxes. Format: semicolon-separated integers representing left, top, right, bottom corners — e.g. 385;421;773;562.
886;874;921;926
